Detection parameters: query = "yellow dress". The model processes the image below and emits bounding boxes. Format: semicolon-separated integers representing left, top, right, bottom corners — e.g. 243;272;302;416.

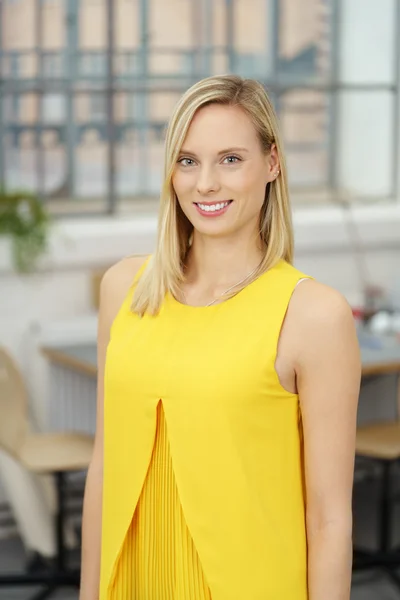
100;257;311;600
109;401;211;599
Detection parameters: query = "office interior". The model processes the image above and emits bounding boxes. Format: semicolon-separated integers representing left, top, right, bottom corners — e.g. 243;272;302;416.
1;0;400;598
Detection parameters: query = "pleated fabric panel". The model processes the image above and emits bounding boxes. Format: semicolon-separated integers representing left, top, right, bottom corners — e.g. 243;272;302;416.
110;402;212;600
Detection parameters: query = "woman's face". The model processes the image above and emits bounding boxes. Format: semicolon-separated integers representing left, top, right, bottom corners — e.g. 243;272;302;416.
172;103;279;239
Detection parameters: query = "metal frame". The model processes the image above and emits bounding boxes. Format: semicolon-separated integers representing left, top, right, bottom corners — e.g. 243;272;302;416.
393;0;400;202
0;0;399;213
106;0;116;213
353;458;400;591
328;0;341;192
225;0;235;73
270;0;280;115
0;471;80;600
137;0;150;196
65;0;78;199
0;0;4;186
35;0;45;198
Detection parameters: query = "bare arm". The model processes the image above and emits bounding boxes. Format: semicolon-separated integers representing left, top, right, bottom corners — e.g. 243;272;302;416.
79;255;147;600
292;281;361;600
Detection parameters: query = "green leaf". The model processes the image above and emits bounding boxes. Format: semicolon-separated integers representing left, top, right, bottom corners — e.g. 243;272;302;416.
0;189;50;273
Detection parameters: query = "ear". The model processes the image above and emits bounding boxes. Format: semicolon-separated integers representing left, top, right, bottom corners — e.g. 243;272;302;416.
265;144;280;183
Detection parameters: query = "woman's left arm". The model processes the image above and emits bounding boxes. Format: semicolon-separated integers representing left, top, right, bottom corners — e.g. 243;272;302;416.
293;281;361;600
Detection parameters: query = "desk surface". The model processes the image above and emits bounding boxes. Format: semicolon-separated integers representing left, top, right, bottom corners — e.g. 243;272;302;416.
42;332;400;379
358;331;400;376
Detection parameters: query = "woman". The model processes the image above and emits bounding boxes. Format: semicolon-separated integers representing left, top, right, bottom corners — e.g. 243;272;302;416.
80;75;361;600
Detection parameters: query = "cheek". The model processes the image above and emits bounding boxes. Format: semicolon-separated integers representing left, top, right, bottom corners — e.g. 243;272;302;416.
227;168;266;197
172;171;196;196
171;173;180;195
172;176;194;217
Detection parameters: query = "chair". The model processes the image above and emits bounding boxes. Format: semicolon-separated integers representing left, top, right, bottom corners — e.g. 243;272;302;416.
353;420;400;590
91;267;108;311
0;346;94;599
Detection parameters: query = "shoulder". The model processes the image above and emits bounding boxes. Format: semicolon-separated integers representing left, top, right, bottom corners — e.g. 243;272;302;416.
101;254;149;294
99;254;150;328
290;279;353;330
287;279;360;369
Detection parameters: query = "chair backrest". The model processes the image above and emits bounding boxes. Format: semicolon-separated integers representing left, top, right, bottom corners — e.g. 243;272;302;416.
0;347;29;458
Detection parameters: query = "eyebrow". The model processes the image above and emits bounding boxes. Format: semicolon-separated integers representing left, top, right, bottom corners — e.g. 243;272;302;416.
178;147;249;157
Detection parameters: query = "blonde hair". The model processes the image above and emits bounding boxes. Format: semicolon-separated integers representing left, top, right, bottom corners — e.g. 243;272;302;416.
132;74;294;316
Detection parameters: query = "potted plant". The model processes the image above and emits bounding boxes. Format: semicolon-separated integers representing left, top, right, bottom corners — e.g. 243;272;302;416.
0;189;50;273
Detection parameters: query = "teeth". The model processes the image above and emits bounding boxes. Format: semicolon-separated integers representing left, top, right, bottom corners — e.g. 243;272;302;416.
197;201;230;212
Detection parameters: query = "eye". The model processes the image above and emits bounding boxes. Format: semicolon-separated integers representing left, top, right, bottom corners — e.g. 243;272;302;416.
177;157;196;167
223;155;241;164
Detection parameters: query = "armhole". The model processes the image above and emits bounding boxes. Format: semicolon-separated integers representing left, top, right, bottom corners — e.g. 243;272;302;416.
295;277;310;288
272;274;313;396
108;255;151;341
129;254;152;288
278;274;314;344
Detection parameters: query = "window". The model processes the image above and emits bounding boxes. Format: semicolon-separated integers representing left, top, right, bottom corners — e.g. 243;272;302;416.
1;0;398;213
3;95;21;122
42;53;64;78
42;95;66;123
90;94;107;121
9;53;20;79
80;52;107;78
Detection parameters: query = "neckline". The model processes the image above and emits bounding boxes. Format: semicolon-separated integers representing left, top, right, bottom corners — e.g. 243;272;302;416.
166;259;284;312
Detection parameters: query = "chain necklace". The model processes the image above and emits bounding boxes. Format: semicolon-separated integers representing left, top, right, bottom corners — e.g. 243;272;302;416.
180;260;262;307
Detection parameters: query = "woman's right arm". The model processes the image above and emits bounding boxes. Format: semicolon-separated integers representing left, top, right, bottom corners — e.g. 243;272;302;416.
79;256;147;600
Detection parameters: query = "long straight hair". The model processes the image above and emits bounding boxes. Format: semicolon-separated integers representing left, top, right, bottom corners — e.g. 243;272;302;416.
132;75;294;316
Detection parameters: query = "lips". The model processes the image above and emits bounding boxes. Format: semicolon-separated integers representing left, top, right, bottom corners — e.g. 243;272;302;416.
194;200;233;218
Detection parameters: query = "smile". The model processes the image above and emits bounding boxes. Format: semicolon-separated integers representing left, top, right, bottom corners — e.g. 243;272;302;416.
194;200;233;216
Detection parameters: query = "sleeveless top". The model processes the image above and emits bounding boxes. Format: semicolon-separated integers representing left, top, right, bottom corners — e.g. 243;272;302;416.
100;257;311;600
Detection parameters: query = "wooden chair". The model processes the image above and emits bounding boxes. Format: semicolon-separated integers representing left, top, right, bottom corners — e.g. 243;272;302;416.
91;268;108;311
354;418;400;589
0;346;94;599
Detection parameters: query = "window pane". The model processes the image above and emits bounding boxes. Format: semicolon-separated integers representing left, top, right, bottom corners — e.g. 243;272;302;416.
3;93;39;192
340;0;397;85
338;91;394;198
73;94;107;199
280;90;329;187
79;0;106;49
42;0;65;49
233;0;270;78
279;0;323;81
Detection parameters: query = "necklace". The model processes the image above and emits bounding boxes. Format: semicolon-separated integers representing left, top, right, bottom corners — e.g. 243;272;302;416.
180;260;262;307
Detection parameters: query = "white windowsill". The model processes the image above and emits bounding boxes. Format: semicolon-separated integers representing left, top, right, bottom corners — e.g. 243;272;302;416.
1;203;399;274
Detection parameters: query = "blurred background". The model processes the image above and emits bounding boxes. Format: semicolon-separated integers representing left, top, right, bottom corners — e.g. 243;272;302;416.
0;0;400;599
1;0;399;207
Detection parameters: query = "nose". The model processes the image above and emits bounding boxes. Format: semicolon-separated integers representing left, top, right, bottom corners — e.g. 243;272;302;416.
196;165;221;196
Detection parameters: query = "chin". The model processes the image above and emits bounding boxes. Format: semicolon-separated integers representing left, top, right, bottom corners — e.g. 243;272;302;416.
193;222;236;238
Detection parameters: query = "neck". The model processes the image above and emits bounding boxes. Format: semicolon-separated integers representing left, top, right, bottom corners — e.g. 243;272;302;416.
185;234;264;289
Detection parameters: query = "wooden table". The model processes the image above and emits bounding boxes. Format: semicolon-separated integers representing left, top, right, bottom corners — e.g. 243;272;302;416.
42;332;400;379
41;332;400;434
359;331;400;377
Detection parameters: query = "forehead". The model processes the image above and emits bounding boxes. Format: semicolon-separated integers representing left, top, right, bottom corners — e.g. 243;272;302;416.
183;104;260;150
